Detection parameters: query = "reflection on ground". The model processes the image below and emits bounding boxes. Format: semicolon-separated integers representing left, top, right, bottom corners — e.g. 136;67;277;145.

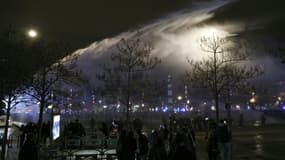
196;124;285;160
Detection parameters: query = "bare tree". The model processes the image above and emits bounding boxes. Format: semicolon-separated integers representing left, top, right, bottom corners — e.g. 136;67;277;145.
0;27;30;160
186;35;262;121
97;36;161;121
25;41;80;145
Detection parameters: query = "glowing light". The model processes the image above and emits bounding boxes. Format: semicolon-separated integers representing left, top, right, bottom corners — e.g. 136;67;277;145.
103;105;107;109
142;103;145;107
211;106;216;111
47;105;53;109
27;29;38;38
204;28;218;38
187;100;190;104
278;96;282;101
236;105;241;110
250;97;256;103
177;96;182;100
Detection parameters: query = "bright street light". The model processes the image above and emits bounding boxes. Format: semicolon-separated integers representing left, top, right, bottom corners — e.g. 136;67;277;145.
27;29;38;38
177;96;182;100
249;97;256;104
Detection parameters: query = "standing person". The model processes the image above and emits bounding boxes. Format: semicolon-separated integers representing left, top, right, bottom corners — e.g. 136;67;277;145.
239;113;244;127
206;122;219;160
171;131;195;160
73;119;86;137
261;113;266;126
90;117;95;130
216;120;232;160
18;133;38;160
137;131;149;160
117;129;127;160
187;126;197;160
123;131;137;160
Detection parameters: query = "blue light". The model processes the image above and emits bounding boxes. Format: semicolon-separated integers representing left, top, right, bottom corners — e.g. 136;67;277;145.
282;106;285;110
162;107;168;112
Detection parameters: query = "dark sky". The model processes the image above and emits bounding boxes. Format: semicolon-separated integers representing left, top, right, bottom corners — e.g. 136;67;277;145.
0;0;190;48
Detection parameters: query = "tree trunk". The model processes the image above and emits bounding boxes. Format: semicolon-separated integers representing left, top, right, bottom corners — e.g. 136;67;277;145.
1;96;11;160
215;93;219;122
214;50;219;122
37;98;45;144
35;97;45;160
126;68;131;122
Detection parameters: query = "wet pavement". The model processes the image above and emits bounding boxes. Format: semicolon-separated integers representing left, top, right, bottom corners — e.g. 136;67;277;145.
196;124;285;160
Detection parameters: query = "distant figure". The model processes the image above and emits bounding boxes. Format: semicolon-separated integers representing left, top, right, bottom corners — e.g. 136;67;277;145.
73;119;86;136
123;131;137;160
90;117;95;130
239;113;244;127
99;122;109;137
149;135;167;160
171;131;195;160
206;122;219;160
261;114;266;126
137;132;149;160
216;120;232;160
117;129;127;160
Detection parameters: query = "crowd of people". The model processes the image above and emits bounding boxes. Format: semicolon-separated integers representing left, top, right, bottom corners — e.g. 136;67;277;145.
114;115;232;160
63;119;86;137
15;115;232;160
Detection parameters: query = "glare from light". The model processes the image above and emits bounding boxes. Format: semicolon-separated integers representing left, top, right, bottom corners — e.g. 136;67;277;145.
204;28;218;38
177;96;182;100
187;100;190;104
47;105;53;109
236;105;241;110
250;97;256;104
211;106;216;111
27;29;38;38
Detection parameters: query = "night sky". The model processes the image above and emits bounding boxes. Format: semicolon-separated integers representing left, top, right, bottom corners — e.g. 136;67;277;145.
1;0;284;48
0;0;191;48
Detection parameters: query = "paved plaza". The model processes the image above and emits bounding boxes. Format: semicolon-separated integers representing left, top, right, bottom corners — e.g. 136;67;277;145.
2;124;284;160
